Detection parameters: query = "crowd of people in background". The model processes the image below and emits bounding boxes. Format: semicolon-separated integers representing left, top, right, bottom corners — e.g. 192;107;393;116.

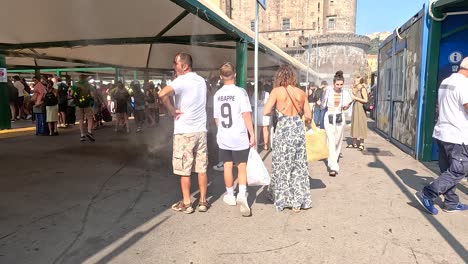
5;74;162;139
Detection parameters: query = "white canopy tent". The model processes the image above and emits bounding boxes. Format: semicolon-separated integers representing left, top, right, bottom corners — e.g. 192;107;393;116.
0;0;318;80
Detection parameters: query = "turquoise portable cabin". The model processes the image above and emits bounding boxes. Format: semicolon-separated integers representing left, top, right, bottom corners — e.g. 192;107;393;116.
376;0;468;161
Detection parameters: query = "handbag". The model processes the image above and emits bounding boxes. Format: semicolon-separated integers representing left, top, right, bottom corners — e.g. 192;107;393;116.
101;106;112;122
271;109;278;132
305;120;329;161
327;88;344;124
328;113;343;124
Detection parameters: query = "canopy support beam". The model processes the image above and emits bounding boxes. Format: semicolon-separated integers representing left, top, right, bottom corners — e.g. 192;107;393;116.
146;10;191;68
419;15;442;161
0;55;11;129
0;34;235;50
236;41;247;88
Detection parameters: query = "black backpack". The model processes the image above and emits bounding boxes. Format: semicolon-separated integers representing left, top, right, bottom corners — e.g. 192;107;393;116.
146;90;156;103
44;91;58;106
57;83;69;104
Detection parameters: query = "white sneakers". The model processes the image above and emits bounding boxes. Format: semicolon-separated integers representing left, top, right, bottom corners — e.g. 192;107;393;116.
223;194;237;206
223;193;251;217
236;195;251;217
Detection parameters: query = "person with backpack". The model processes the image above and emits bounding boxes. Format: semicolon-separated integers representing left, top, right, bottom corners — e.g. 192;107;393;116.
44;80;59;136
7;79;18;122
113;81;130;133
71;74;95;142
131;81;146;132
55;78;69;128
13;76;25;120
21;78;32;120
145;82;158;127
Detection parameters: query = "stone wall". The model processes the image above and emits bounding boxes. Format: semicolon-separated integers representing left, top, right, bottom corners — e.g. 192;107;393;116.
219;0;368;77
221;0;357;49
302;44;368;77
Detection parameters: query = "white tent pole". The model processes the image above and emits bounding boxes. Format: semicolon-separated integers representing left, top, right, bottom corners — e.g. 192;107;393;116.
306;34;311;91
254;1;259;149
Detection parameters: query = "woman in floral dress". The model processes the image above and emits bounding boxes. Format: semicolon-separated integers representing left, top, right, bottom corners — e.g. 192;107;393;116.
263;65;313;212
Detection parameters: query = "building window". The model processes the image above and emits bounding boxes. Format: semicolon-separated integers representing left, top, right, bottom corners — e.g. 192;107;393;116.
312;22;316;30
293;40;296;46
318;3;320;11
330;0;334;5
393;50;407;101
250;20;255;31
282;18;291;31
328;18;335;30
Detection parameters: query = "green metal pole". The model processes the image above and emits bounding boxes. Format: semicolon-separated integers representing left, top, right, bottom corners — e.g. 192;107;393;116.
115;68;120;82
56;70;60;77
144;70;149;85
34;68;40;78
133;70;138;81
236;41;247;88
420;18;442;161
0;55;11;129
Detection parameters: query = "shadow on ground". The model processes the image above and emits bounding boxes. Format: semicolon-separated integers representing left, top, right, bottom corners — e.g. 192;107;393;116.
368;154;468;262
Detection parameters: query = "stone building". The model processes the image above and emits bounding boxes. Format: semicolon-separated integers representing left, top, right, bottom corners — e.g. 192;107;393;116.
218;0;370;81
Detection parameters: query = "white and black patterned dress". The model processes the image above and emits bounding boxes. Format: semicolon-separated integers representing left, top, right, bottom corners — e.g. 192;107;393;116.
269;111;312;211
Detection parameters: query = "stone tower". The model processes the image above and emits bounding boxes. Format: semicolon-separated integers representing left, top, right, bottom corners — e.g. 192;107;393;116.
219;0;370;80
322;0;356;33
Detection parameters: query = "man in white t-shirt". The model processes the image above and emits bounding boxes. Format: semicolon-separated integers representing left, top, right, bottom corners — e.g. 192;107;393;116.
13;76;25;119
159;53;209;214
214;62;255;217
415;56;468;215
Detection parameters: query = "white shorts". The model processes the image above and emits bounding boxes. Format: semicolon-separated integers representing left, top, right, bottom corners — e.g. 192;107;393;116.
256;106;270;126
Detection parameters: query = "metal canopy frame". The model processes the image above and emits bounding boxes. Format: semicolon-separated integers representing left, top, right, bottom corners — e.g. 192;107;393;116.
433;0;468;13
0;0;308;76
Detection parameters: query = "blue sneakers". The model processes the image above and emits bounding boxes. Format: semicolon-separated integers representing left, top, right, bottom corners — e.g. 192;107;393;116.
442;203;468;213
414;191;438;215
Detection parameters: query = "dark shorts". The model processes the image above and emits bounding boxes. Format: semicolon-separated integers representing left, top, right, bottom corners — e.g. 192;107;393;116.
58;102;67;112
115;101;127;114
219;148;250;164
17;96;24;106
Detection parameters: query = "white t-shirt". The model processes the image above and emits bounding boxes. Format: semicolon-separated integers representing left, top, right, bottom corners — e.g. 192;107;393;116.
433;73;468;144
171;72;207;134
14;81;25;97
214;84;252;150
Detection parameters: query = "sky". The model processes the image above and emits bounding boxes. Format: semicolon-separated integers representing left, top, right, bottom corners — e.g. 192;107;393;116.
356;0;427;35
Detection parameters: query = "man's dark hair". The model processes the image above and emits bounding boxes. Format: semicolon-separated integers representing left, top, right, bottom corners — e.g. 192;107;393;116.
13;76;20;81
321;80;328;86
175;52;193;69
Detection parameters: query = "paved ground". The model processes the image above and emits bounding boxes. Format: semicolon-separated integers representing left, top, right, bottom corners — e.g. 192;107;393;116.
0;117;466;264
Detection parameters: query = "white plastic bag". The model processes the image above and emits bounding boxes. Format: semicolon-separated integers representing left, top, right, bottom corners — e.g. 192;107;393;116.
247;148;270;186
